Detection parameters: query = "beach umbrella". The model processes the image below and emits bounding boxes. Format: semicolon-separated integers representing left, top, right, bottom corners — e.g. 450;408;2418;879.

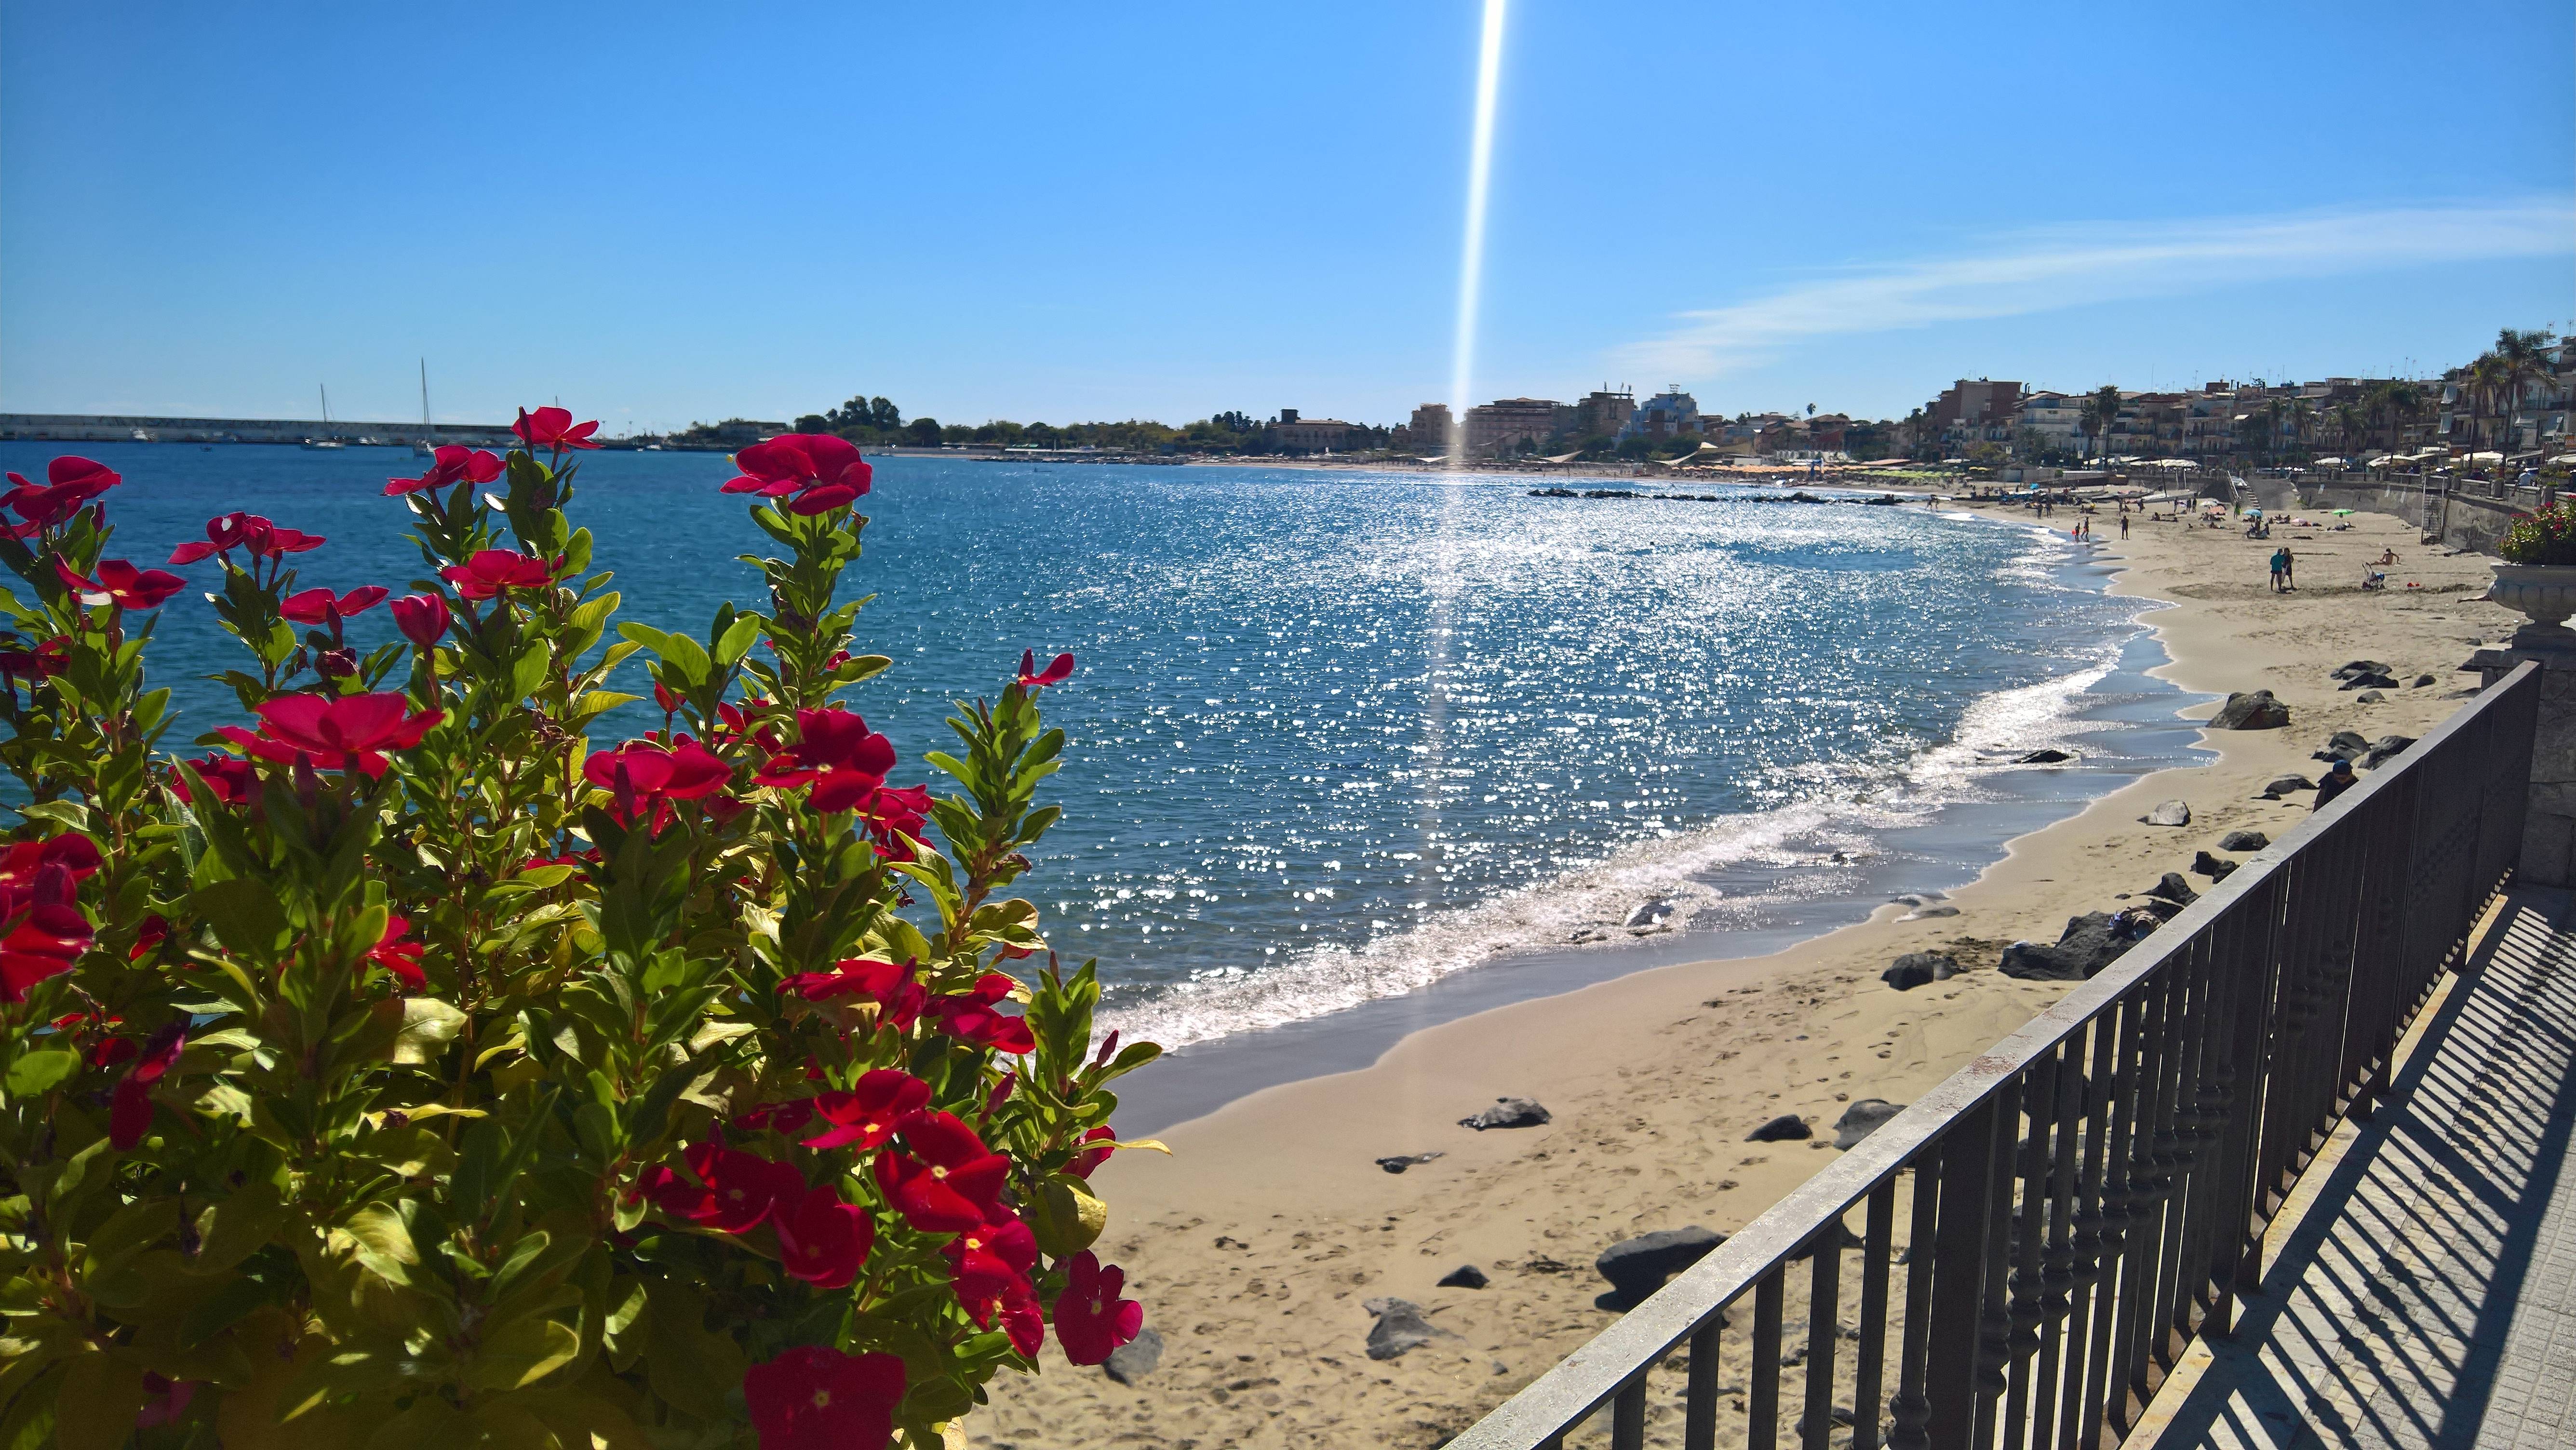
2331;509;2354;516
2469;450;2504;463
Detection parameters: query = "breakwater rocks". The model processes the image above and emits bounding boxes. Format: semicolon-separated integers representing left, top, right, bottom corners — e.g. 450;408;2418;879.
1527;487;1913;506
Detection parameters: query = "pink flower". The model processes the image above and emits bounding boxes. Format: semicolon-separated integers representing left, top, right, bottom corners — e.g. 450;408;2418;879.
655;1141;806;1234
943;1211;1038;1277
1067;1125;1120;1180
753;707;895;813
953;1249;1045;1356
439;549;553;602
929;974;1037;1054
0;636;68;680
390;593;451;649
170;754;258;806
53;558;185;610
0;839;98;1003
280;586;389;626
2;457;120;536
1015;649;1074;689
1052;1250;1144;1366
584;737;733;824
109;1022;185;1150
800;1069;931;1152
773;1186;875;1290
385;445;504;497
513;406;601;451
722;434;872;515
212;693;443;778
778;957;925;1030
743;1346;903;1450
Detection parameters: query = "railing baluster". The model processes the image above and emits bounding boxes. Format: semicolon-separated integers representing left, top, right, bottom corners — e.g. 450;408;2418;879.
1610;1376;1648;1450
2069;1000;2128;1450
1684;1315;1725;1450
1751;1267;1787;1450
1974;1077;2023;1450
2004;1055;2053;1450
1890;1156;1940;1450
1853;1181;1897;1450
1926;1098;1999;1450
1805;1224;1842;1450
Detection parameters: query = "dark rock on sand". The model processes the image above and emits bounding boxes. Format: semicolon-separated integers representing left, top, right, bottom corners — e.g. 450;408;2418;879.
1748;1114;1811;1142
1596;1227;1726;1308
2362;734;2415;769
1459;1097;1551;1131
2314;729;2369;764
1832;1099;1905;1149
2340;672;2399;692
2261;776;2316;798
2190;851;2238;881
1999;912;2146;981
2414;673;2438;688
2145;799;2192;826
1881;951;1962;992
2211;690;2291;730
1104;1326;1165;1384
2144;872;2198;905
2333;659;2393;680
2016;748;2076;764
1377;1153;1444;1174
2219;830;2271;852
1364;1299;1455;1360
1623;900;1676;928
2358;691;2385;703
1437;1264;1489;1290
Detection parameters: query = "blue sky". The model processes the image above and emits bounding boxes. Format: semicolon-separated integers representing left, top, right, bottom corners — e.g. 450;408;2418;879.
3;1;2570;430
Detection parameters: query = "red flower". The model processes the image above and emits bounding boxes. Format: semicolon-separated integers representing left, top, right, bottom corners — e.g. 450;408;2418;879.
1053;1249;1144;1366
213;693;444;778
872;1111;1011;1233
929;974;1037;1054
53;558;185;610
722;434;872;516
2;458;120;535
853;782;934;861
109;1022;185;1150
281;586;389;625
736;1097;818;1135
1067;1125;1120;1180
654;1141;807;1234
773;1186;875;1290
943;1211;1038;1277
743;1346;903;1450
171;753;258;806
385;445;504;497
800;1069;930;1152
0;838;99;1003
778;957;925;1030
167;512;322;565
513;406;601;452
128;914;169;963
754;708;895;812
584;737;733;823
1015;649;1075;689
391;593;451;649
368;914;426;989
0;636;68;680
953;1249;1046;1356
439;549;554;601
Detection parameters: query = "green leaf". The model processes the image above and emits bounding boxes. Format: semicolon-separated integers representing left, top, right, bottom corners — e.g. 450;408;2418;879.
343;1203;419;1287
188;1180;287;1276
389;997;467;1067
54;1352;143;1450
509;641;552;701
2;1050;78;1098
193;876;288;960
466;1315;580;1391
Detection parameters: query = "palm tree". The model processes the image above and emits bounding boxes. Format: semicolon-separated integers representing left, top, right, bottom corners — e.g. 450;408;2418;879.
2286;398;2317;461
2368;379;2423;456
2466;353;2512;454
2087;385;2121;460
2333;402;2366;458
2494;327;2557;453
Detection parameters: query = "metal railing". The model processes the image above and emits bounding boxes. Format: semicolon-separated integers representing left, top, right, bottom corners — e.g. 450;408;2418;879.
1452;661;2542;1450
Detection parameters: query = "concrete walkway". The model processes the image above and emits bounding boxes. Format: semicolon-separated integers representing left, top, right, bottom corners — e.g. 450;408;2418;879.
2133;887;2576;1449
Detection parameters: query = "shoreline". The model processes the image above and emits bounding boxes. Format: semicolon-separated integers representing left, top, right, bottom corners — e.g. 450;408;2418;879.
1110;527;2201;1135
975;500;2519;1450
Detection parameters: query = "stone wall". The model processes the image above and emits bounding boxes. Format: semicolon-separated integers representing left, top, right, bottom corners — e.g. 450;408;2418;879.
2242;474;2530;556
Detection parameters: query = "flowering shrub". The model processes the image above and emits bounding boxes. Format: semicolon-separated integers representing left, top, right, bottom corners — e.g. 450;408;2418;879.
2501;499;2576;565
0;411;1158;1448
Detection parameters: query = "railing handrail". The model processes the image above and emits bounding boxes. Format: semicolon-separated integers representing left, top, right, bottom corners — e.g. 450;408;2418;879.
1451;660;2543;1448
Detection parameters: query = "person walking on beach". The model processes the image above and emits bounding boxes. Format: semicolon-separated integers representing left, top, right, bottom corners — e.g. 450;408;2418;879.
2269;546;2290;592
2281;545;2295;591
2119;512;2130;539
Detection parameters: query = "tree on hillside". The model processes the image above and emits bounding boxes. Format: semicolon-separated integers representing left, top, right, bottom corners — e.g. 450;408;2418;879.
906;416;943;446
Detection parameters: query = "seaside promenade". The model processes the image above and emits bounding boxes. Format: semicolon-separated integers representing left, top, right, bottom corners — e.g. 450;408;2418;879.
2129;886;2576;1450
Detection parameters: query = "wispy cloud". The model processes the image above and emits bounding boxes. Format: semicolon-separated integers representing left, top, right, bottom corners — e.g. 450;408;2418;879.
1614;199;2576;379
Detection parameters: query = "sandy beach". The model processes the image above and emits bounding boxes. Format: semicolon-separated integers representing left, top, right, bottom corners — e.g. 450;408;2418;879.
972;499;2519;1450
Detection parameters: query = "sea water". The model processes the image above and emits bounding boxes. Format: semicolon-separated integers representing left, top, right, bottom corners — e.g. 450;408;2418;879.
0;445;2192;1092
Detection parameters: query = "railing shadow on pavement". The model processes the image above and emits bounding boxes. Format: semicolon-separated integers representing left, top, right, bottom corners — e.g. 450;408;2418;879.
1446;661;2544;1450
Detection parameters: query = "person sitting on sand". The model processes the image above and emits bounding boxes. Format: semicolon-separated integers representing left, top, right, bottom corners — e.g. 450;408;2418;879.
2375;547;2399;565
2313;757;2358;810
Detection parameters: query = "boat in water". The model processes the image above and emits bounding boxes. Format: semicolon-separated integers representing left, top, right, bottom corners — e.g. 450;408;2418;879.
301;383;346;449
412;361;435;456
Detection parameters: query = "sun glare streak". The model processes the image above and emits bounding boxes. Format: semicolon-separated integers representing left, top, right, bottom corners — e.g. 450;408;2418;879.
1445;0;1507;469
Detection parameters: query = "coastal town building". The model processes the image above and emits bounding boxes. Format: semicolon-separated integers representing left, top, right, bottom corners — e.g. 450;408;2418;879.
1465;397;1573;457
1924;378;2025;451
1405;403;1453;455
1268;409;1356;454
1617;388;1703;443
1574;388;1636;440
